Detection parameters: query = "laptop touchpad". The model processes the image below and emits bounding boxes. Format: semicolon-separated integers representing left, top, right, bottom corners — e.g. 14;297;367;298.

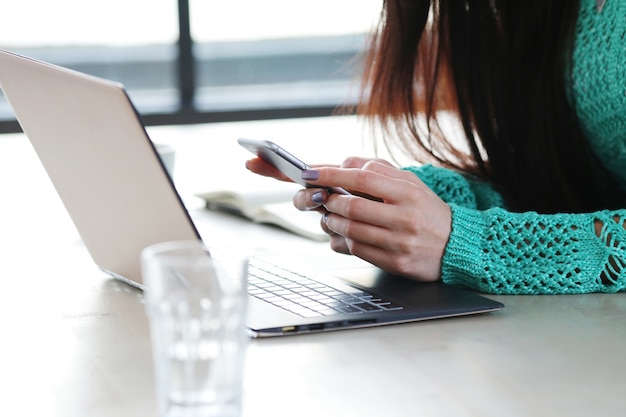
332;267;481;309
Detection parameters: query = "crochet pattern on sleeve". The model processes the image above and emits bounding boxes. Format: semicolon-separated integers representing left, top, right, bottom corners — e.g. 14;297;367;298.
403;164;505;209
442;206;626;294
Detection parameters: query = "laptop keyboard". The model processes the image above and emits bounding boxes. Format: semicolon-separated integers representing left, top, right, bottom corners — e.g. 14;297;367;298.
247;258;403;318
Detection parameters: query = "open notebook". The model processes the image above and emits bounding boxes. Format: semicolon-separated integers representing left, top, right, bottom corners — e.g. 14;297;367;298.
197;184;329;241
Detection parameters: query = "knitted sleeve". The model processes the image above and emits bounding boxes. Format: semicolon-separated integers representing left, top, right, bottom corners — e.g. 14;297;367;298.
404;165;626;295
403;164;505;210
444;206;626;294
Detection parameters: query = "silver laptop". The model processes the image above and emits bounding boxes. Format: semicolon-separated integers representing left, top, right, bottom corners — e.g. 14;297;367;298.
0;49;503;337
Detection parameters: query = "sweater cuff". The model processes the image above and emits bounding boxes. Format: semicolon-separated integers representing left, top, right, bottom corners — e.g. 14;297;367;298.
441;204;490;290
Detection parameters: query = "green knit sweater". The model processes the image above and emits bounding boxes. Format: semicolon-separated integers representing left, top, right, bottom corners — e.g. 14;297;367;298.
404;0;626;295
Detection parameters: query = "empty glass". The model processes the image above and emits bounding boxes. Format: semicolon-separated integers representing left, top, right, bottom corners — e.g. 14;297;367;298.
141;240;248;417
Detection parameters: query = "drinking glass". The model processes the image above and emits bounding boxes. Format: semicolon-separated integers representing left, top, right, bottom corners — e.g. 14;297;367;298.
141;240;248;417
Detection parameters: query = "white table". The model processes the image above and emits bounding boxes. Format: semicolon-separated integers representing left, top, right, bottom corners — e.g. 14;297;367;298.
1;116;625;417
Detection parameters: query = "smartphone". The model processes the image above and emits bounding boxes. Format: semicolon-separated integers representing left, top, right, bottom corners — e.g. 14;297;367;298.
238;138;351;195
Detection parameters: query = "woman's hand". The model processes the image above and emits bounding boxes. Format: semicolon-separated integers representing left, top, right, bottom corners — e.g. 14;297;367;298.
294;157;452;282
244;157;293;183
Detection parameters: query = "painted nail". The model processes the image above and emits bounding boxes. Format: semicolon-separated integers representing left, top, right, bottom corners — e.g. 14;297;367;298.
301;169;321;180
311;191;325;204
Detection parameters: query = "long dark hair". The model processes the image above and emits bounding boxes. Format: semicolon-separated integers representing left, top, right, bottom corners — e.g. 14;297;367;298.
359;0;625;213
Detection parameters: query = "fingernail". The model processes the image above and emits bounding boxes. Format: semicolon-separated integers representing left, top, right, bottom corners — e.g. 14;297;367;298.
311;191;325;204
301;169;320;180
322;211;329;224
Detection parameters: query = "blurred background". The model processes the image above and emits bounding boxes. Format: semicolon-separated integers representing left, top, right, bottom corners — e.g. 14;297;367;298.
0;0;382;133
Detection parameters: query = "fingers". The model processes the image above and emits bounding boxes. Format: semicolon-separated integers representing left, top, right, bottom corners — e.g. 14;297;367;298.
292;180;386;227
318;212;351;254
294;189;358;255
245;158;293;183
323;210;392;249
329;235;351;254
340;156;393;169
302;161;420;203
293;188;328;210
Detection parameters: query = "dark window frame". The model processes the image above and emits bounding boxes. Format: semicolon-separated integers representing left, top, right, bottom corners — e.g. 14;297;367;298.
0;0;362;134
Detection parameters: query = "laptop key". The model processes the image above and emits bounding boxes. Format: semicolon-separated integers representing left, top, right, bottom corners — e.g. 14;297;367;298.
377;302;404;311
352;302;384;312
336;305;364;314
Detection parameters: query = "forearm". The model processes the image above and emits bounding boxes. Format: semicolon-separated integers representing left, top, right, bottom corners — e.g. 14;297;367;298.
442;205;626;294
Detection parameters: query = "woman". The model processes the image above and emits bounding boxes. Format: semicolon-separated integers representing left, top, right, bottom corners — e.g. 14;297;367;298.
245;0;626;294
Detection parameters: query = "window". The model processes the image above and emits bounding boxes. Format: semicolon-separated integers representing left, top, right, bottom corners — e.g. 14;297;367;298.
0;0;381;133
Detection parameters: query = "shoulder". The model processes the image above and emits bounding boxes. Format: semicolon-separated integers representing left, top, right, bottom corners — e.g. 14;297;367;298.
572;0;626;186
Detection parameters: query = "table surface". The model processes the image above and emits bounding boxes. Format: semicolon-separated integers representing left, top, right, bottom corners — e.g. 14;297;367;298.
1;115;625;417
